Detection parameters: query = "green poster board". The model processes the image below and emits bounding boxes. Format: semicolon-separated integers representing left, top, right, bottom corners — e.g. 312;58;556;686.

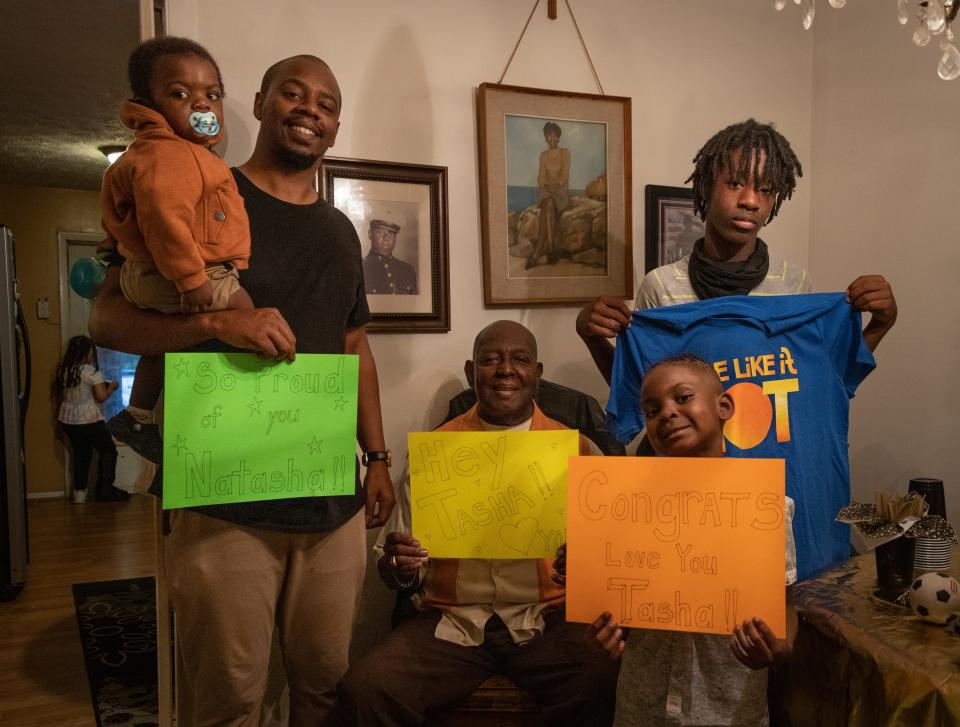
162;353;359;509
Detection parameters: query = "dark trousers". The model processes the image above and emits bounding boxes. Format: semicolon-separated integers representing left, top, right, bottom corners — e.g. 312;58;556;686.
339;609;619;727
62;421;117;493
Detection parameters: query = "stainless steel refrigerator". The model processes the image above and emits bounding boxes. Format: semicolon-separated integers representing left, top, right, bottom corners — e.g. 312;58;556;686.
1;225;29;601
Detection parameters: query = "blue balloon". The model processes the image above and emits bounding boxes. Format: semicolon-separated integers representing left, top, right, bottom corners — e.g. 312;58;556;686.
69;257;107;299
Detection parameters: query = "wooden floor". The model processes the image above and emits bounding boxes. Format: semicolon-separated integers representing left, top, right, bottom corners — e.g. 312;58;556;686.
0;495;156;727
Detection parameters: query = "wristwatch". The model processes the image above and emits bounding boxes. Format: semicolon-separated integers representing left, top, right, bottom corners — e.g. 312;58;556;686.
362;449;392;467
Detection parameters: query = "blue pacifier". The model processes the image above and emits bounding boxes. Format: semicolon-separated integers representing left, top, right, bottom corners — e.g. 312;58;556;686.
189;110;221;137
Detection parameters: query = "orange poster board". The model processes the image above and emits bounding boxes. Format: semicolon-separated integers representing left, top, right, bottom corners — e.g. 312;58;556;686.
566;457;786;637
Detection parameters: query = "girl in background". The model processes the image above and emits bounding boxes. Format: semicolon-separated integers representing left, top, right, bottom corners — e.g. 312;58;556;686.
52;336;128;502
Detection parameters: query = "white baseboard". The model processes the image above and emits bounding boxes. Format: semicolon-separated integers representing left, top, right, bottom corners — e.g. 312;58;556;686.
27;490;66;500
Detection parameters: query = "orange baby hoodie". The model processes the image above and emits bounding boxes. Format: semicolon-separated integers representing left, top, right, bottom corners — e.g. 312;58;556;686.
100;101;250;293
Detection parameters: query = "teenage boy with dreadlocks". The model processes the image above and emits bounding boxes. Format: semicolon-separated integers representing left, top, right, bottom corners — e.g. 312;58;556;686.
576;119;897;382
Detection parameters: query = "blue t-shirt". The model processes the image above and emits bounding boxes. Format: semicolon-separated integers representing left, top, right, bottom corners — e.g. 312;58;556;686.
608;293;875;580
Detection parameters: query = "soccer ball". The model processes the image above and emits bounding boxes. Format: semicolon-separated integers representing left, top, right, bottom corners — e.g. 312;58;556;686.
908;572;960;624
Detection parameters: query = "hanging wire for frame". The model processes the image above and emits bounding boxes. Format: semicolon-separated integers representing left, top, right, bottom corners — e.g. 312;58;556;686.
497;0;606;95
497;0;541;85
565;0;605;94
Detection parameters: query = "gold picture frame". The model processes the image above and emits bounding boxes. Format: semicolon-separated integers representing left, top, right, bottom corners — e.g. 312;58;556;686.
477;83;632;305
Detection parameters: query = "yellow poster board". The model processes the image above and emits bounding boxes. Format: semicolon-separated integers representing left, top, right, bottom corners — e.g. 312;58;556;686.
409;430;578;558
566;457;786;637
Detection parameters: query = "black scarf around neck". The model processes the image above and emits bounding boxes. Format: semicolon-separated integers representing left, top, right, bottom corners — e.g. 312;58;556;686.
687;238;770;300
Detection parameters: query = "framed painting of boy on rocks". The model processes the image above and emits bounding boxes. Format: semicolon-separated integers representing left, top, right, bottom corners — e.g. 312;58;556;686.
477;83;632;305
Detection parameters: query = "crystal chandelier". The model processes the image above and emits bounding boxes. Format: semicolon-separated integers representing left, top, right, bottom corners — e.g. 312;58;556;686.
775;0;960;80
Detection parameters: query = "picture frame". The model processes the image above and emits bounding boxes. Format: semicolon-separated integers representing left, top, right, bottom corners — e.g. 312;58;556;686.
477;83;632;305
644;185;702;273
321;157;450;332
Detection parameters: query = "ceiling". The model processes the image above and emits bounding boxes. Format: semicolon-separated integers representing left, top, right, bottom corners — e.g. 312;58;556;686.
0;0;142;192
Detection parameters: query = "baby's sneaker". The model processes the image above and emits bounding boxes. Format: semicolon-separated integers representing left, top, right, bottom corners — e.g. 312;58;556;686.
73;488;87;504
108;410;162;464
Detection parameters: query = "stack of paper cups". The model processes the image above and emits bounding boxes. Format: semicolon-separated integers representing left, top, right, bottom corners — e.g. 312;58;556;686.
914;538;952;573
909;478;950;573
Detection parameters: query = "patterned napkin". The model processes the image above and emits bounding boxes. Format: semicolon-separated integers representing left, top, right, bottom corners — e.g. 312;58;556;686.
837;492;957;543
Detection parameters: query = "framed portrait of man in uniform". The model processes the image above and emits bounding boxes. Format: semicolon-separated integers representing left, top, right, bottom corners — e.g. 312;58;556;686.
321;158;450;332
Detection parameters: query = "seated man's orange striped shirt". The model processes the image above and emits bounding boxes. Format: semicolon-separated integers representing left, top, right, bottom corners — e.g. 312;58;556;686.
375;403;590;646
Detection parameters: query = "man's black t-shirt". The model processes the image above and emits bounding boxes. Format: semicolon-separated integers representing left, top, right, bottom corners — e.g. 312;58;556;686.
185;169;370;532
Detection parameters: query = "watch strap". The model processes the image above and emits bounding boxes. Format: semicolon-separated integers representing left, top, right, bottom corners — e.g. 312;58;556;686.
362;449;392;467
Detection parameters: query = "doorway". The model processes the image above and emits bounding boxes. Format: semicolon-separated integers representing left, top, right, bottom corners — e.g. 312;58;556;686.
57;232;148;496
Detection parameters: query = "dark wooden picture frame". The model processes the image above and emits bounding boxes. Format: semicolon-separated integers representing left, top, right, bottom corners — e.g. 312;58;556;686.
321;157;450;332
477;83;632;305
644;185;702;273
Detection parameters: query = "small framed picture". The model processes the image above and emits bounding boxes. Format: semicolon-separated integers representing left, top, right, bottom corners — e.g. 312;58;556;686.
644;185;702;272
321;157;450;332
477;83;633;305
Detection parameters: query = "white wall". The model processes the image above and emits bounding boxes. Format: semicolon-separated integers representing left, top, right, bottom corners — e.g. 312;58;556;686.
168;0;818;655
809;5;959;527
170;0;814;434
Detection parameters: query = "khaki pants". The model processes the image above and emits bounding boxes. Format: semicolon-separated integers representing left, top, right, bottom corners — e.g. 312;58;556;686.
164;508;366;727
121;259;241;313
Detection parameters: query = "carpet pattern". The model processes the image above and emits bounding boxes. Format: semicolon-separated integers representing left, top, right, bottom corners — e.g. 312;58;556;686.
72;576;159;726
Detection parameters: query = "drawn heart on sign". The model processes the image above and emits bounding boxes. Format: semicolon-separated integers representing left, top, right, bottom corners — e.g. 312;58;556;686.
499;517;539;555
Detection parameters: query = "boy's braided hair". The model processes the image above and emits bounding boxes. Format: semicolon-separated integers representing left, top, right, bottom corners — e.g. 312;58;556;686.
685;119;802;224
128;36;223;105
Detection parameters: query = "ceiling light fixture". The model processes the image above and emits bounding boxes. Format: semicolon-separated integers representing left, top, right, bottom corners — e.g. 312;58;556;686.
98;144;127;165
776;0;960;80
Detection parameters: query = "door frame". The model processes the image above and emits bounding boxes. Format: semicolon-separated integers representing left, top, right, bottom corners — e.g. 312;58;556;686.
57;231;103;352
57;231;105;496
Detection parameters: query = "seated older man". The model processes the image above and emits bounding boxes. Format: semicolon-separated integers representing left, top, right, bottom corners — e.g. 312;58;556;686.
339;320;618;726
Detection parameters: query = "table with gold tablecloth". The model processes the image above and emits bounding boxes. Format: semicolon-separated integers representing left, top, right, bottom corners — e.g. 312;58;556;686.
782;546;960;726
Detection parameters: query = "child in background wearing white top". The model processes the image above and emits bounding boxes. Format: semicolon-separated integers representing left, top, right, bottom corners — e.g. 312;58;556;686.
52;336;128;502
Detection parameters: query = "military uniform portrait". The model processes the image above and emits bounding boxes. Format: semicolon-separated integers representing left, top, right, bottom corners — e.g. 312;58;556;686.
323;157;450;332
362;209;419;295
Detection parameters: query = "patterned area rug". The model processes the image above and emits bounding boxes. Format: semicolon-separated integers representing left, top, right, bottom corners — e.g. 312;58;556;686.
72;576;159;726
